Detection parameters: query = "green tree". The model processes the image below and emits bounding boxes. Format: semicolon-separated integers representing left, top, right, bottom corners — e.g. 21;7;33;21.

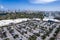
28;35;37;40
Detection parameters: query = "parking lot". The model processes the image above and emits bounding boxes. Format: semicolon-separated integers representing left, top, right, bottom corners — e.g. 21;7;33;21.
0;19;60;40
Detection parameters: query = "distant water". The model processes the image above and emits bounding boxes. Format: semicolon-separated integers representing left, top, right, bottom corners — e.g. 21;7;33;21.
0;13;7;16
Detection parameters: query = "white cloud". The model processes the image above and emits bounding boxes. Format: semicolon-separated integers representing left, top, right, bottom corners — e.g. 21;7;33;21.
29;0;57;4
0;5;4;9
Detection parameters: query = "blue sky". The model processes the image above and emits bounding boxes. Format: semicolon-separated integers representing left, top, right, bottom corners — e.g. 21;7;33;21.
0;0;60;11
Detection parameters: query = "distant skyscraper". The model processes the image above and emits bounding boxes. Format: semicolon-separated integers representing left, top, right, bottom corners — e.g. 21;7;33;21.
44;11;54;19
